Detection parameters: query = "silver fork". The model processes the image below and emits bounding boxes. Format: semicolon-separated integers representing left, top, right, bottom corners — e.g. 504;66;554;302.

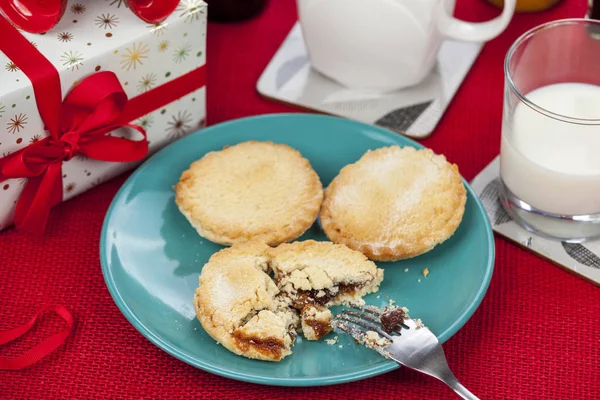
331;305;480;400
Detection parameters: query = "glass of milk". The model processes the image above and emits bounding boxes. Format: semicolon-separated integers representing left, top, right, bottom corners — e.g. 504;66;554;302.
500;18;600;242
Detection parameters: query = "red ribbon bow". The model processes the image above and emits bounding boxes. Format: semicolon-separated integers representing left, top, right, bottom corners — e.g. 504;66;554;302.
0;72;148;234
0;16;206;234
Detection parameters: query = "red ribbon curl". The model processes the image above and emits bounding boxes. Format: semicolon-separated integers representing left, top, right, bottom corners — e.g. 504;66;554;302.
0;305;74;370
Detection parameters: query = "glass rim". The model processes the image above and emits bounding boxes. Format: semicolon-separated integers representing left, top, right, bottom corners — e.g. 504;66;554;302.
504;18;600;125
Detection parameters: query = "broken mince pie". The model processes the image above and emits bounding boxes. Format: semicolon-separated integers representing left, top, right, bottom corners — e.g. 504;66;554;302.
193;240;384;361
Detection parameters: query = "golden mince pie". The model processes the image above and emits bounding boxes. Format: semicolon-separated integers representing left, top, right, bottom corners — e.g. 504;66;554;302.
175;140;323;246
320;146;466;261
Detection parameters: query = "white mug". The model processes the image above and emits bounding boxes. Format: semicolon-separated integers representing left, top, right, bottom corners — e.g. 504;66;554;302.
297;0;516;92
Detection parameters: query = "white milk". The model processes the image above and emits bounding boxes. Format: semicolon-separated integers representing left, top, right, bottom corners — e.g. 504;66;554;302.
500;83;600;216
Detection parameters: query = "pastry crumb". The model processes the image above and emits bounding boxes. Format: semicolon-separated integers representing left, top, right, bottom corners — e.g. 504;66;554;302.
404;268;409;272
301;305;333;340
338;345;343;349
418;279;421;283
422;268;429;278
415;319;424;329
376;295;380;299
401;307;409;314
325;336;339;345
388;299;396;306
365;330;391;348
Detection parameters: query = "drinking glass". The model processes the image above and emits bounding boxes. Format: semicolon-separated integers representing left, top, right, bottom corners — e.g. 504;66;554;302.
500;18;600;242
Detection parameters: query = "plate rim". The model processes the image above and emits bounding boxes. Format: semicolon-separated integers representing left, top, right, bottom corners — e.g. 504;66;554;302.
100;113;495;387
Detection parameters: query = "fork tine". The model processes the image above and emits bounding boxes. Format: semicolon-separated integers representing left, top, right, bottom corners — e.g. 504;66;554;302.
337;313;380;332
346;304;383;316
345;305;408;333
330;319;385;344
341;309;380;324
336;313;394;340
333;321;393;359
363;305;385;315
330;319;362;341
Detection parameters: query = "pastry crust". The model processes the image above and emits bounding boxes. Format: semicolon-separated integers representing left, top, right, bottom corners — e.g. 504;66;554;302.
301;305;333;341
320;146;466;261
268;240;384;307
193;241;298;362
175;141;323;246
194;240;384;361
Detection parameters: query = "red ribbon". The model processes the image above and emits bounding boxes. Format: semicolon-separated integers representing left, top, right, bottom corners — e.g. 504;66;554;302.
0;305;74;370
0;16;206;234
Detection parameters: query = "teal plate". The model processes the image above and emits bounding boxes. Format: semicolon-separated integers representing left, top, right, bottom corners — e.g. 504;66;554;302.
100;114;494;387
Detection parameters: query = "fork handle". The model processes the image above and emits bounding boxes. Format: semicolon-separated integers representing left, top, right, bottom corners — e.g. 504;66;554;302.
444;374;480;400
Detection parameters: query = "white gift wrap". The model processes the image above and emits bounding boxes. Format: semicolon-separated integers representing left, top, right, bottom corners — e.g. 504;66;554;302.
0;0;207;231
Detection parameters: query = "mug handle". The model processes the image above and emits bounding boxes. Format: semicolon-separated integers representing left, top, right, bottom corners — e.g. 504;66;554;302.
436;0;516;42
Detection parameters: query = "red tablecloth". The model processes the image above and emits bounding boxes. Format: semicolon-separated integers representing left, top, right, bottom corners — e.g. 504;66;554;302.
1;1;599;399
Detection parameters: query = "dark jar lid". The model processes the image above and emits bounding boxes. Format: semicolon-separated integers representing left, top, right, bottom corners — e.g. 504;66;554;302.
590;0;600;20
206;0;268;22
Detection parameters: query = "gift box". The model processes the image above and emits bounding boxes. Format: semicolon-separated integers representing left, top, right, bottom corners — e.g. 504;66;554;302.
0;0;207;234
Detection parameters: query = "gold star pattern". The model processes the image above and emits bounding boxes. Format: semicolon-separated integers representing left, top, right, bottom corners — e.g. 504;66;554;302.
137;73;157;93
136;114;155;129
61;50;84;71
29;134;42;143
5;61;19;72
64;182;76;193
177;0;206;23
106;0;127;7
120;42;149;71
7;113;27;134
173;44;191;63
91;178;100;187
149;22;168;36
158;40;169;52
58;31;73;42
166;110;193;139
70;3;86;14
95;13;119;29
